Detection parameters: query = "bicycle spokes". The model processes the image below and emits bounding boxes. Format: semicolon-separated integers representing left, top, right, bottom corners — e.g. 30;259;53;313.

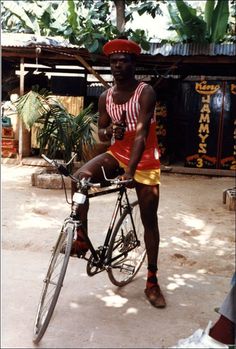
107;203;146;287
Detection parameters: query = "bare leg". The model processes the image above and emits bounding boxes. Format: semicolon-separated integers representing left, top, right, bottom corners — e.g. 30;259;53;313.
135;182;166;308
135;182;160;267
210;284;236;344
71;152;121;231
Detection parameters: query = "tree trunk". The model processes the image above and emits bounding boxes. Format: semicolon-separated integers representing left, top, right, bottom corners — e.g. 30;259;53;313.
114;0;125;33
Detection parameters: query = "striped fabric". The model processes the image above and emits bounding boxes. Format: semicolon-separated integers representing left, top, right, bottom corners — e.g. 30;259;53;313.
105;82;161;172
106;82;156;131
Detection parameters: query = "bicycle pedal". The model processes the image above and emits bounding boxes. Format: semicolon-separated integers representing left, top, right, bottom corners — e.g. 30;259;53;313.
120;263;135;275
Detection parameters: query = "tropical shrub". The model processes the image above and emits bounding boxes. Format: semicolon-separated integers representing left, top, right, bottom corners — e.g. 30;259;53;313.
14;86;98;168
168;0;230;43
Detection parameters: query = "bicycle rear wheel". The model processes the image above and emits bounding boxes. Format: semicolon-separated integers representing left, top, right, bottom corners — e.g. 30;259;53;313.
32;224;74;344
107;201;146;286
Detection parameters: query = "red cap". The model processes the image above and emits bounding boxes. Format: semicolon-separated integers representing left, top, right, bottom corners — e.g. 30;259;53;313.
103;39;141;56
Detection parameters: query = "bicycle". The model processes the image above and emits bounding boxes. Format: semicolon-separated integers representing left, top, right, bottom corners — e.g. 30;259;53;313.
32;154;146;344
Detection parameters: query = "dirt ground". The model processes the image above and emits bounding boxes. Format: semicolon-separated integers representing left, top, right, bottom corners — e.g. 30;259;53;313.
1;163;235;348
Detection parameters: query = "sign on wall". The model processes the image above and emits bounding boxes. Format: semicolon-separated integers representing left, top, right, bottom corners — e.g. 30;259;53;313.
155;101;168;159
184;80;235;170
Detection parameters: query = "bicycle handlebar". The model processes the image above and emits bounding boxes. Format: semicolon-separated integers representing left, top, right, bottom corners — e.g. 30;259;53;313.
101;166;133;185
41;153;54;164
41;154;132;188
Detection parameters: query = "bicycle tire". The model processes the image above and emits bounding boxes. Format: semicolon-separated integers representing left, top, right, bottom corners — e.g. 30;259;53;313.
107;201;146;286
32;225;74;344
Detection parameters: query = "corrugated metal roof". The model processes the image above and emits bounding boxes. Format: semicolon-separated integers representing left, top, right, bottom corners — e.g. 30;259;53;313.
2;33;236;57
144;42;236;56
87;83;106;97
1;33;77;49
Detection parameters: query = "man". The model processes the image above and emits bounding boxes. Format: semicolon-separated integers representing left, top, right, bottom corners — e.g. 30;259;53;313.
71;37;166;308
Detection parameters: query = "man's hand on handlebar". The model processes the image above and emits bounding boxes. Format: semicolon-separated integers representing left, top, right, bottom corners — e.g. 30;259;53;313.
118;170;135;188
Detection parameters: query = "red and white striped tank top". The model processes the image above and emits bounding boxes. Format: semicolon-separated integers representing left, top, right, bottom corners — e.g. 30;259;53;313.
106;82;156;130
106;82;160;170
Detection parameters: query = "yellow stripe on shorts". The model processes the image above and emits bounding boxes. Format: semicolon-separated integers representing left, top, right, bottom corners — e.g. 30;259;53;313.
107;151;161;186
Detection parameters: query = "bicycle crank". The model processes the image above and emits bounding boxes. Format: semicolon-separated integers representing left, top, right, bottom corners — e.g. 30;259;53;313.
86;252;105;276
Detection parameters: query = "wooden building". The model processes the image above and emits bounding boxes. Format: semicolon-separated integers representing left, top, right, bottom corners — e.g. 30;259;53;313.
2;33;236;171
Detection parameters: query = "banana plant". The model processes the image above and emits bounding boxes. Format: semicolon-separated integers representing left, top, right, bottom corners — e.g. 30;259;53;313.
209;0;229;42
168;0;229;43
1;0;154;52
14;86;98;168
2;0;41;35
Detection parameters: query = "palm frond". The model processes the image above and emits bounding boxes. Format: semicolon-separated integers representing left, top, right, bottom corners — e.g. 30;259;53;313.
15;90;51;130
15;88;98;168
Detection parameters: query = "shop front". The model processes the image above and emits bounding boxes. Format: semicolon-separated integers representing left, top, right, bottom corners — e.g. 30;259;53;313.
154;78;235;171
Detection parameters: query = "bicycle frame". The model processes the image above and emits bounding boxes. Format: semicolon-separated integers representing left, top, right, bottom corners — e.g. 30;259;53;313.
40;153;140;274
70;184;139;273
32;154;146;345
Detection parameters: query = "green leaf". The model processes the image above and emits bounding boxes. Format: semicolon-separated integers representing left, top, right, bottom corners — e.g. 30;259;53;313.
15;91;50;130
67;0;78;31
140;40;150;51
210;0;229;42
35;97;98;164
175;0;207;42
3;1;40;34
204;0;215;37
167;3;186;40
88;39;99;53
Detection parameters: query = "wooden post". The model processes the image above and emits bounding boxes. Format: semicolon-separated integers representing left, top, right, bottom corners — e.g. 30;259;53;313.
18;58;25;162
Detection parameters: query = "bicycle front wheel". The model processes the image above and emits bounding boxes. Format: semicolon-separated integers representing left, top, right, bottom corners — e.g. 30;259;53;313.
32;225;74;344
107;201;146;287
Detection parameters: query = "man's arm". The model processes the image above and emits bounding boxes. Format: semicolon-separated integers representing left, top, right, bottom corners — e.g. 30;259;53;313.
126;84;156;178
98;91;113;142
